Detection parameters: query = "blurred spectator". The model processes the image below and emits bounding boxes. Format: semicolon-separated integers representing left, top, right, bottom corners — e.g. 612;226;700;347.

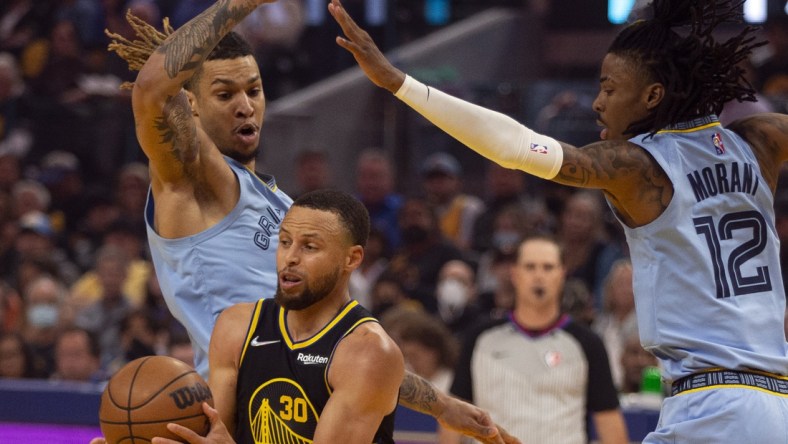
0;332;38;379
167;329;195;367
1;211;79;287
355;149;404;252
292;148;334;198
349;228;389;310
475;248;518;323
35;150;85;235
115;162;150;238
380;306;458;393
383;197;464;313
0;52;33;160
420;152;485;252
236;0;307;99
368;274;420;318
24;18;93;166
557;190;624;309
68;188;120;272
593;259;637;390
22;275;70;378
70;220;151;308
142;270;183;340
51;326;107;383
619;331;658;395
475;204;542;295
51;0;103;49
434;259;483;336
11;179;50;219
73;245;134;369
0;0;53;57
0;279;23;334
0;151;22;193
562;277;596;328
117;309;158;372
471;162;549;254
752;14;788;106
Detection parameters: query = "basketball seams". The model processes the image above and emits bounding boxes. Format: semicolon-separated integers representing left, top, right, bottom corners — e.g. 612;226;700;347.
99;356;211;443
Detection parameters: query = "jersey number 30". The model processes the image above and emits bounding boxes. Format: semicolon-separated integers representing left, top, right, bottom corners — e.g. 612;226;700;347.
694;210;772;298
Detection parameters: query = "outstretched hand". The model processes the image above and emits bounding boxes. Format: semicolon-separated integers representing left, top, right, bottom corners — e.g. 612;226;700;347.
327;0;406;93
438;396;522;444
151;402;235;444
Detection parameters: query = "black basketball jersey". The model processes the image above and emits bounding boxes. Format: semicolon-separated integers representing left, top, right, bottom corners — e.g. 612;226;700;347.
234;299;396;444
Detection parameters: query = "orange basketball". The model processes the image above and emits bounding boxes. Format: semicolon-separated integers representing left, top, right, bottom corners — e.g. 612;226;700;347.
98;356;213;444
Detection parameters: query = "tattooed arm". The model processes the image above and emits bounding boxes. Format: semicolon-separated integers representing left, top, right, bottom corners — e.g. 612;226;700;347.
554;140;672;227
399;372;521;444
130;0;274;238
728;113;788;193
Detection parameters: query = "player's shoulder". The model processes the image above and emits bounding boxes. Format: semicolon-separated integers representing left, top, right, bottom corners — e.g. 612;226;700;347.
216;302;257;329
335;321;403;374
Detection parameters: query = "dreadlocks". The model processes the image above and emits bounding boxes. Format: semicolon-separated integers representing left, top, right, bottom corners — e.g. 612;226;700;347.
105;10;255;91
609;0;766;136
105;10;174;90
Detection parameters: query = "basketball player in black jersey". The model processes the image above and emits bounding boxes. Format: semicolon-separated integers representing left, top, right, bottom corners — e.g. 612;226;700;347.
157;190;404;444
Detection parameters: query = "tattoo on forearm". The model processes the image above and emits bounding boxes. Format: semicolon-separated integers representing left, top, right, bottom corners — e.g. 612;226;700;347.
158;0;255;78
155;93;198;163
399;372;439;415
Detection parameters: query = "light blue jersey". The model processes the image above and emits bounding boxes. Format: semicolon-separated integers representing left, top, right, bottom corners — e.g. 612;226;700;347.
145;157;293;377
615;116;788;382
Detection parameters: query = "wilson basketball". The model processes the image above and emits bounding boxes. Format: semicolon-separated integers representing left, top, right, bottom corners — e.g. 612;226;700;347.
99;355;213;444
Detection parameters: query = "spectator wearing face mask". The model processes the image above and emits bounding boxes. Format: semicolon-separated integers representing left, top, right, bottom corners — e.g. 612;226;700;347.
22;275;69;378
434;259;485;337
381;197;464;314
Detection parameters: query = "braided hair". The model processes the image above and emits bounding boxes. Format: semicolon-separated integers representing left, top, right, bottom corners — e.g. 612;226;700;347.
609;0;765;136
105;10;175;90
105;10;254;91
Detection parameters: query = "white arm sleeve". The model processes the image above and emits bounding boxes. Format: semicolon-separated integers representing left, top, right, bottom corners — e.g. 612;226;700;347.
394;75;563;179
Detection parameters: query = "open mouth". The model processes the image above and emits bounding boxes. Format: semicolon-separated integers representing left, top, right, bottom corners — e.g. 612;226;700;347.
596;120;608;140
235;123;259;143
279;271;303;290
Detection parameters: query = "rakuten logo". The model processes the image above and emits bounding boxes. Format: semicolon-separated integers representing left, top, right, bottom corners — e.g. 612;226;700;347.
297;352;328;365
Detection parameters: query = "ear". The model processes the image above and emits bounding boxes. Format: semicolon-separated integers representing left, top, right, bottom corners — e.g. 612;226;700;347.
644;83;664;110
185;89;199;117
345;245;364;271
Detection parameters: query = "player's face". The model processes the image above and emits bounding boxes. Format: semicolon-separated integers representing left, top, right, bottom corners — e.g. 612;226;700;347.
275;207;350;311
191;56;265;165
511;239;565;309
592;53;655;141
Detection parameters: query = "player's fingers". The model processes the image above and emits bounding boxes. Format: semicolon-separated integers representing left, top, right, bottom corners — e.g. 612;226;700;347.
89;438;106;444
328;0;365;40
163;423;204;443
495;423;522;444
202;402;219;420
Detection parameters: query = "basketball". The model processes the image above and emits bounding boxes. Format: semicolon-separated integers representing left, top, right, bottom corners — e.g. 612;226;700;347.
98;356;213;444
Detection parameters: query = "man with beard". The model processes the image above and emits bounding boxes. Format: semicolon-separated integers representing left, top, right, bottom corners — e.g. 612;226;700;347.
160;189;404;444
446;236;627;443
105;2;518;442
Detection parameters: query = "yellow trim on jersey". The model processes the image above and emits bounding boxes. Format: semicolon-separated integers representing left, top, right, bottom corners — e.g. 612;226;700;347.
244;165;279;192
657;121;721;134
324;316;379;395
239;299;265;366
280;300;361;349
676;384;788;398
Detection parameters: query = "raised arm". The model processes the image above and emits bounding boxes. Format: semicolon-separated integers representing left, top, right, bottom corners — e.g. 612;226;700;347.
328;0;668;227
132;0;270;183
316;322;404;444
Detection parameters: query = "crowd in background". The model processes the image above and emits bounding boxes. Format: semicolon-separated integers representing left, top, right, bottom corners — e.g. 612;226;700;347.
1;0;787;407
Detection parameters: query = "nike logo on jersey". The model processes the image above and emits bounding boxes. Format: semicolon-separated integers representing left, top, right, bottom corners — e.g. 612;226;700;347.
251;337;281;347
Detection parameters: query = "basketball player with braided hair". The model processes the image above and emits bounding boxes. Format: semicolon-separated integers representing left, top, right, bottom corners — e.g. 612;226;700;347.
99;2;518;444
330;0;788;441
